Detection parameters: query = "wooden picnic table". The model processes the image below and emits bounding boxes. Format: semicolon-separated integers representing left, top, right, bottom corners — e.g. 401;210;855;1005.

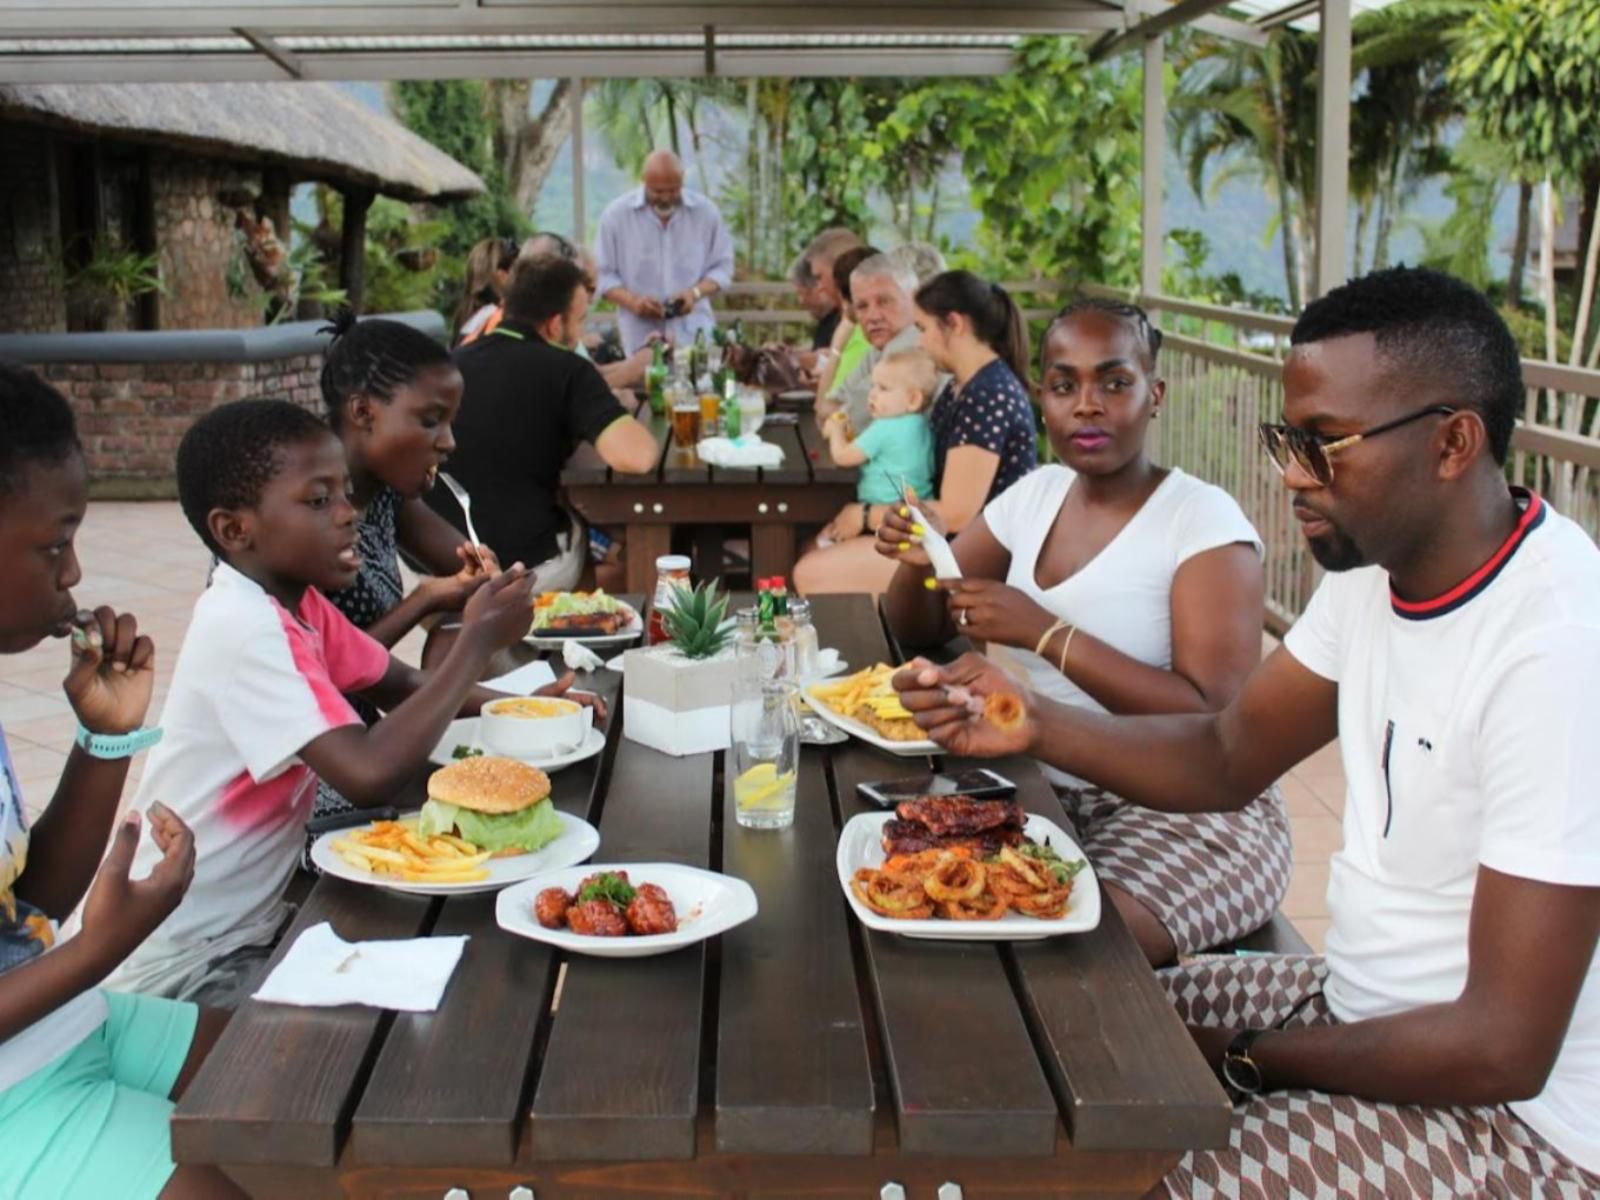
170;594;1229;1199
560;405;857;593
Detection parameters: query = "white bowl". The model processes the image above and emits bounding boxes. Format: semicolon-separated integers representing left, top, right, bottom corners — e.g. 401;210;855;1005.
480;696;592;758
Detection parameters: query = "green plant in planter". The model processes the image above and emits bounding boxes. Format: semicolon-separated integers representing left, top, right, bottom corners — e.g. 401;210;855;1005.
661;579;732;659
64;235;163;327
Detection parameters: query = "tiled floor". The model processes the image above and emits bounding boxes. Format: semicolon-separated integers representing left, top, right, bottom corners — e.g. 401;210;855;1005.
1;502;1346;952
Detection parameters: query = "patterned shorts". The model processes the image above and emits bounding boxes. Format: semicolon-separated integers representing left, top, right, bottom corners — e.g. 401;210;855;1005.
1055;784;1293;956
1150;955;1600;1199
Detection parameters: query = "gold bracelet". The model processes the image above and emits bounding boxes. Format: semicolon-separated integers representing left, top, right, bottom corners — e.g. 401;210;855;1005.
1057;625;1078;676
1034;619;1070;658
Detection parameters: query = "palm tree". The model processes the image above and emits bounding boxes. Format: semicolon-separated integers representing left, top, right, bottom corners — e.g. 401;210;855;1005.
1170;29;1318;309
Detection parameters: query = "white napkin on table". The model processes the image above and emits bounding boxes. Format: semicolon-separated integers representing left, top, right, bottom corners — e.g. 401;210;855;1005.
483;660;558;693
253;922;467;1011
562;640;607;673
695;435;784;469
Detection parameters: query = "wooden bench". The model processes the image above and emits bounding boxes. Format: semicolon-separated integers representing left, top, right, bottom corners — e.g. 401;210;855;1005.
1223;911;1314;957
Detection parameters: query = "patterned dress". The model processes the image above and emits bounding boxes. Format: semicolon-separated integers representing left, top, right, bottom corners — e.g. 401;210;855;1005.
314;485;404;821
926;357;1038;503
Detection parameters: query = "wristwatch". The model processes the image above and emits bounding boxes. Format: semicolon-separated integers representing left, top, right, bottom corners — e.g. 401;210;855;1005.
690;284;703;302
75;724;163;760
1222;1029;1269;1095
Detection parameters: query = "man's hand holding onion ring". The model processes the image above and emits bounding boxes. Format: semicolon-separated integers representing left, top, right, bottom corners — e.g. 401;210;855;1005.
890;652;1036;758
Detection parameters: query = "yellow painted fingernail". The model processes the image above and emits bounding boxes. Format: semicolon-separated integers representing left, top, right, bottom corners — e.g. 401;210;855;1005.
911;524;925;536
923;576;938;590
898;541;911;551
898;506;909;517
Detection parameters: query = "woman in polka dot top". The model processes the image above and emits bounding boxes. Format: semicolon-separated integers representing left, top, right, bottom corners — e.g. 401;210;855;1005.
795;270;1038;594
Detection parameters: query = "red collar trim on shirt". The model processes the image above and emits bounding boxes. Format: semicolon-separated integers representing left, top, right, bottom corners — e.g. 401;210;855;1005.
1389;489;1545;621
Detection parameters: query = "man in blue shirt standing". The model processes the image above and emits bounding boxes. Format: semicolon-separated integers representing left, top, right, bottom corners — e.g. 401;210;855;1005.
595;149;735;354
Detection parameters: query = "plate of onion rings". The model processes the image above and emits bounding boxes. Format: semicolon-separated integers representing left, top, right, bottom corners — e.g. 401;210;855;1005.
835;811;1101;940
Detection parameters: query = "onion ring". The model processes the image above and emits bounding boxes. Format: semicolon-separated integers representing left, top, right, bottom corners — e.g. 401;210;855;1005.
923;855;986;903
937;890;1010;921
999;846;1048;890
1011;885;1074;916
983;692;1026;732
852;869;929;916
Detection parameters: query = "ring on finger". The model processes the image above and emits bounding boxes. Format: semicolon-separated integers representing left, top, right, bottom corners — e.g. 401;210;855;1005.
958;608;970;627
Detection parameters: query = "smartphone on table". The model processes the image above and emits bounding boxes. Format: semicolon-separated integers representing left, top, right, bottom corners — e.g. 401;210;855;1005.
856;768;1016;809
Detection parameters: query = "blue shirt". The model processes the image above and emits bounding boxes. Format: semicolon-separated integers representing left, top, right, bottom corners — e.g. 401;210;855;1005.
853;413;936;505
595;187;735;354
927;358;1038;504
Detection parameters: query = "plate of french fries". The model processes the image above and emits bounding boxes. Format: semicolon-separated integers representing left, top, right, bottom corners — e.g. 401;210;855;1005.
804;664;941;757
310;813;601;896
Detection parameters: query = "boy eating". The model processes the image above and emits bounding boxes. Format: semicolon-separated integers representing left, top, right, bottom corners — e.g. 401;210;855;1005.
107;399;558;1003
0;363;243;1199
821;348;937;544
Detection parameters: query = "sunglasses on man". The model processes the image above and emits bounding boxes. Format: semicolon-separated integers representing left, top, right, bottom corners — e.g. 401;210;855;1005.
1258;404;1457;487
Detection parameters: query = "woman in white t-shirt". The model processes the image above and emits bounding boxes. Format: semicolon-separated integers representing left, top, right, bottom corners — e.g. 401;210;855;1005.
881;298;1291;966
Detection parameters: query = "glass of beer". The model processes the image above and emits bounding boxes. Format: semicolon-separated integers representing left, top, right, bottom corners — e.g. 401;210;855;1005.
671;400;701;446
698;392;722;439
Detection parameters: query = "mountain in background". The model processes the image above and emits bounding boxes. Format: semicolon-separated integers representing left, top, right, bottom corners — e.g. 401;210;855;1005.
332;79;1519;304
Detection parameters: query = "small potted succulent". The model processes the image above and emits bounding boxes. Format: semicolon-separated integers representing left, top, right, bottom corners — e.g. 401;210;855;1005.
622;579;739;756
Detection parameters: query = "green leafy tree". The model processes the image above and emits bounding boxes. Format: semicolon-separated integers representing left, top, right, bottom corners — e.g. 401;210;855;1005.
882;37;1143;287
1449;0;1600;365
1170;29;1319;309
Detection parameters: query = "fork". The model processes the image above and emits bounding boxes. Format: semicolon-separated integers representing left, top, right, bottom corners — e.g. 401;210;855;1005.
436;471;487;572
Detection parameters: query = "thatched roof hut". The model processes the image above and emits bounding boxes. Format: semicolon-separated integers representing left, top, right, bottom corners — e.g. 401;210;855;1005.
0;81;483;202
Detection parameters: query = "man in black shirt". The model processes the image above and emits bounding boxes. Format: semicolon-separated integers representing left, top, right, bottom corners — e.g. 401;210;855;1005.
428;256;658;589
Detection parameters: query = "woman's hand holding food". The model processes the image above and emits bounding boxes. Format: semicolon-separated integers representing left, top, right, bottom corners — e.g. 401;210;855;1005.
891;652;1035;758
941;579;1056;650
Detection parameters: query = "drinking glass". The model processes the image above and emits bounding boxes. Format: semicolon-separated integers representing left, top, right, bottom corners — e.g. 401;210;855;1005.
730;679;799;830
737;386;766;434
671;400;701;446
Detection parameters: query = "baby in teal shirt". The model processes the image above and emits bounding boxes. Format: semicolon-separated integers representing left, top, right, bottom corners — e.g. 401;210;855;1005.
821;348;938;544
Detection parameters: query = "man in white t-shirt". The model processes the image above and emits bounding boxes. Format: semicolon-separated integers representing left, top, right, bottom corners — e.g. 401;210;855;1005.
892;267;1600;1195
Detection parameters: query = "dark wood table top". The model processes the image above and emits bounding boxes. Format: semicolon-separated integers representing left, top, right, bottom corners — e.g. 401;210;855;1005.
560;407;854;492
171;594;1228;1199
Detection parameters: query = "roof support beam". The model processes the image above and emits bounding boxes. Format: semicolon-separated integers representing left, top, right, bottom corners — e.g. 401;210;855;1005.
1091;0;1262;60
1313;0;1351;297
1140;32;1164;299
233;27;302;78
570;77;586;245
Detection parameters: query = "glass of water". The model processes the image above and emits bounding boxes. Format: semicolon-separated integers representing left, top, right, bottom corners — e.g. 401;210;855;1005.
730;678;799;830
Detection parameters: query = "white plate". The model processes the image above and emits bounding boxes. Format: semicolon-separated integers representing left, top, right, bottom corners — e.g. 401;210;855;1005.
802;686;940;757
429;719;606;773
311;810;601;896
525;600;643;649
835;811;1100;940
496;863;759;958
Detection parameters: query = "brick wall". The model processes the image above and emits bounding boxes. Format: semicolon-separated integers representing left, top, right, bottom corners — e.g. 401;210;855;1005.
151;156;266;331
0;127;66;334
30;353;326;497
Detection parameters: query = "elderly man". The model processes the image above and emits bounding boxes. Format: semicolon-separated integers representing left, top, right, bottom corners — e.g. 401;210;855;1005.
816;253;930;435
790;227;861;351
595;150;734;354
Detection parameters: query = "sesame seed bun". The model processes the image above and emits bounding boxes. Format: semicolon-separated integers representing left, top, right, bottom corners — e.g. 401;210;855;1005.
427;756;551;814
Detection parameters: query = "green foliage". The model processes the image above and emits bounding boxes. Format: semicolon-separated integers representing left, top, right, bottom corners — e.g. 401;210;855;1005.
1449;0;1600;183
391;80;529;258
66;234;163;303
663;578;732;660
361;197;455;315
881;37;1143;286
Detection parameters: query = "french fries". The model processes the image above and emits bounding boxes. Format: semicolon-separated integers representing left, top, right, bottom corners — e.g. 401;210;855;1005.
332;819;492;884
807;664;921;739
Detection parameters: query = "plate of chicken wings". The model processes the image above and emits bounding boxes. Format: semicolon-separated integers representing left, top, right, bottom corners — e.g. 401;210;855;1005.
495;863;759;958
